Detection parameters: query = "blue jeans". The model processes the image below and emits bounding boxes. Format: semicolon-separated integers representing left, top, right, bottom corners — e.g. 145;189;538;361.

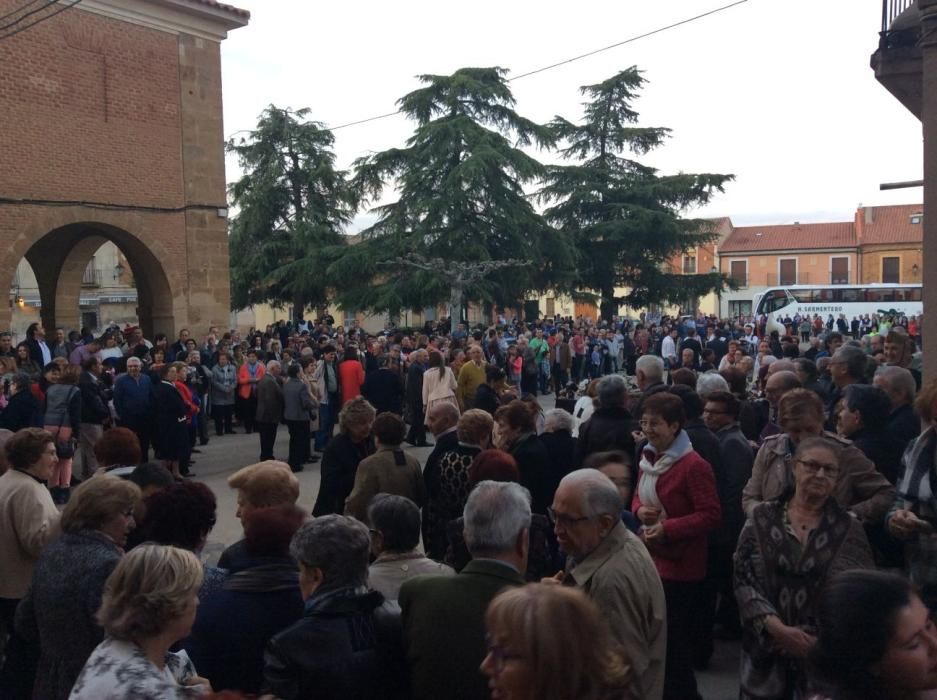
314;397;338;451
538;358;551;394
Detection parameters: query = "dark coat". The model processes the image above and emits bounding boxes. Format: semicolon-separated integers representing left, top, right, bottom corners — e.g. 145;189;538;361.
185;554;304;694
404;363;425;424
538;429;577;489
888;403;922;453
153;380;188;461
575;405;637;467
713;423;754;544
421;429;460;557
472;383;501;416
255;373;284;424
509;433;554;515
362;369;404;414
684;417;722;482
0;389;39;432
399;559;525;700
15;530;122;700
78;371;110;424
263;587;405;700
312;432;376;516
851;428;904;485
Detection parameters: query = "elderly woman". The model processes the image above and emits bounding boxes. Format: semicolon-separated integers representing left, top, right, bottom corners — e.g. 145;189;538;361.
809;570;937;700
93;426;142;478
495;400;553;515
344;412;426;521
210;351;237;436
263;515;405;699
482;583;631;700
734;437;874;699
185;504;307;694
16;474;140;700
0;429;60;695
368;494;453;601
153;363;189;479
312;397;376;516
0;373;39;433
423;408;493;559
69;544;211;699
130;480;226;596
742;389;896;525
887;379;937;609
633;391;721;700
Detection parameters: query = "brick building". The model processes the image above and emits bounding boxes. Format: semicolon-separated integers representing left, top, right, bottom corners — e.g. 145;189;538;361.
0;0;248;338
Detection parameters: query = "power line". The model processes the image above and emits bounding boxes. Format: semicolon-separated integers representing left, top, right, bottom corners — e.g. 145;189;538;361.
326;0;749;132
0;0;46;26
0;0;81;41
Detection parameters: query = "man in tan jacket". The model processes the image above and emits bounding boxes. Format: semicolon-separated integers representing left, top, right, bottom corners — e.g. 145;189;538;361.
551;469;666;700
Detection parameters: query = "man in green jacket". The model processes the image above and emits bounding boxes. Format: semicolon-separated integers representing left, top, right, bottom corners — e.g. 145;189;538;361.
399;481;529;700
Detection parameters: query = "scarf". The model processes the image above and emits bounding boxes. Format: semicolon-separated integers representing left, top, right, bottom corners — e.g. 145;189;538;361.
223;563;299;593
896;427;937;520
638;429;694;518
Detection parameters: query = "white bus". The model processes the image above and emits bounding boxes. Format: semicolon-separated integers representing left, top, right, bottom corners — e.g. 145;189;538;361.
754;284;923;335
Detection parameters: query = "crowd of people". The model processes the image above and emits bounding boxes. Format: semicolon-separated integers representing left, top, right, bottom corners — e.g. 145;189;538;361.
0;308;934;699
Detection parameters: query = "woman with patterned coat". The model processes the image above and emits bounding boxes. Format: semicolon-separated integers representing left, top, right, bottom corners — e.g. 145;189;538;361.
734;436;874;700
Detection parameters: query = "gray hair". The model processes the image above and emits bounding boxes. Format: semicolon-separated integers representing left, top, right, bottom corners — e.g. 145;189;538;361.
289;515;370;591
463;481;531;556
635;355;664;383
696;371;729;399
543;408;574;433
126;357;142;367
832;346;866;380
266;360;281;372
367;494;420;553
597;374;627;408
561;469;624;518
875;365;916;406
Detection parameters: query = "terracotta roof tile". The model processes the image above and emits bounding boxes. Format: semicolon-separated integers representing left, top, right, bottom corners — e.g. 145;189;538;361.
719;221;856;253
857;204;923;245
189;0;250;19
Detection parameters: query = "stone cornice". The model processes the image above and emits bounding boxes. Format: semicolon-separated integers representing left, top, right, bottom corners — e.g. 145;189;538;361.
77;0;249;42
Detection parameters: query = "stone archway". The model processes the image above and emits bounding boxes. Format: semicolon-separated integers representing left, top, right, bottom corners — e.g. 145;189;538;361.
9;220;177;339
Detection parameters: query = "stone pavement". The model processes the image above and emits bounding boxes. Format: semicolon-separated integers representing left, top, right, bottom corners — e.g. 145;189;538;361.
191;397;741;699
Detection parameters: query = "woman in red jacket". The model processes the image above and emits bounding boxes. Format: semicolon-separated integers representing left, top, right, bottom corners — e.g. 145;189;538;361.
634;391;721;700
338;346;365;407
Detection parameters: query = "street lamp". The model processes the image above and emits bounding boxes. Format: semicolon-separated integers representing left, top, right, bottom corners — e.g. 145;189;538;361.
113;261;125;282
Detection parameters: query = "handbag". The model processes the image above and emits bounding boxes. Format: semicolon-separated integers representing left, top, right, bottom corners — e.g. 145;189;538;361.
52;387;77;459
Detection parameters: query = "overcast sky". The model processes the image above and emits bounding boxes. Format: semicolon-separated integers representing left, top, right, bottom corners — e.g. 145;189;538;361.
219;0;922;229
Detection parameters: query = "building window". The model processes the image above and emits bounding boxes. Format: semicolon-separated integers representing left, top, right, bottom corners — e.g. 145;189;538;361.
779;259;797;286
830;257;849;285
882;257;900;284
729;300;752;319
729;260;748;287
682;254;697;274
911;213;922;224
422;306;436;322
545;297;555;317
343;309;357;327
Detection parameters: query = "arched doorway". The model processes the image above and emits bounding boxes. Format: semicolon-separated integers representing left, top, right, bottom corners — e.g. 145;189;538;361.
9;222;176;340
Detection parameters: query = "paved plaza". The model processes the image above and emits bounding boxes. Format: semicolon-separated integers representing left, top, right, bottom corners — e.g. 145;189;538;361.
191;395;741;699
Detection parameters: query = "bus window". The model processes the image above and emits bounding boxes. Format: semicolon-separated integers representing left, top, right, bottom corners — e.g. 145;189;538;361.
911;288;923;302
757;290;791;314
842;289;859;303
791;289;815;303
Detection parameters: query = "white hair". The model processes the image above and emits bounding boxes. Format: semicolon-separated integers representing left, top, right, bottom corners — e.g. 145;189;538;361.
635;355;664;383
560;469;624;518
266;360;281;371
463;481;531;556
696;371;730;399
543;408;575;432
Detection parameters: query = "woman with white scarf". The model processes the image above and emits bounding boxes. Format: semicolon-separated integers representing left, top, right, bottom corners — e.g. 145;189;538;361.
634;391;721;700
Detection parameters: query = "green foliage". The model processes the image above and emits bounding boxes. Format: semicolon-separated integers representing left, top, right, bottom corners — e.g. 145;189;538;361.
329;67;574;316
227;106;355;316
539;67;734;319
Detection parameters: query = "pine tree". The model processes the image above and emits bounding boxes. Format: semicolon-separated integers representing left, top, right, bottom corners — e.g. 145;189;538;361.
539;67;733;321
228;106;355;320
330;67;573;319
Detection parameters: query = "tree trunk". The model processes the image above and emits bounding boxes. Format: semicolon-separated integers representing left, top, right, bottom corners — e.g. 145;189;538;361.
448;282;464;326
292;292;305;324
600;287;617;324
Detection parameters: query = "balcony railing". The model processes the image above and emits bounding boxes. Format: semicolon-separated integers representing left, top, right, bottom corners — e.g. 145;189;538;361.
81;266;101;288
729;275;749;289
880;0;919;49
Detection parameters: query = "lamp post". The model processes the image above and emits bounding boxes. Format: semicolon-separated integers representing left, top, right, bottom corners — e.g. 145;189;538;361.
711;265;721;319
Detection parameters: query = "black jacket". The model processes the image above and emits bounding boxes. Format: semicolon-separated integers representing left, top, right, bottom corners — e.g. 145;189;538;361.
888;403;921;454
684;418;721;481
509;433;554;515
362;369;404;414
263;587;405;700
851;428;904;485
312;433;376;516
0;389;39;432
473;383;500;416
575;406;637;467
78;371;110;424
539;430;577;487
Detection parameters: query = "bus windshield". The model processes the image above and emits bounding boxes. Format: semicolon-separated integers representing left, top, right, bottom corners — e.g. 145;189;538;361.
756;289;791;315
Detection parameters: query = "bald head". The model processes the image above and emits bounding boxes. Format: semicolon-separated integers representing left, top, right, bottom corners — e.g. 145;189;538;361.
426;401;460;436
765;370;802;407
767;359;796;376
557;469;624;518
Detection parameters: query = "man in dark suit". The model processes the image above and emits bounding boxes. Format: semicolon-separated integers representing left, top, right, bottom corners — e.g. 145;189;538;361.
404;349;428;446
399;481;529;700
255;361;284;461
24;322;52;368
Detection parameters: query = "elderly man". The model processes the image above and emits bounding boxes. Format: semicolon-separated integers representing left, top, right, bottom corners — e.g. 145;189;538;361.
874;365;921;452
760;370;802;441
113;357;154;461
456;344;487;410
825;345;867;430
400;481;529;700
551;469;666;700
218;460;300;570
575;374;636;467
256;360;284;461
264;515;405;699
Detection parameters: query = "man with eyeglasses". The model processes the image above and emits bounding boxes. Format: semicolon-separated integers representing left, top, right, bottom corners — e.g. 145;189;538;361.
548;469;666;700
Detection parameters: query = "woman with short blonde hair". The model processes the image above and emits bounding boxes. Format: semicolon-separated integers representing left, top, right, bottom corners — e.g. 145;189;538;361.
70;544;210;699
482;583;632;700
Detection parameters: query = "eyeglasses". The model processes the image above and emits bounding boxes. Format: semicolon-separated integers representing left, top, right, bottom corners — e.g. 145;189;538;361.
547;506;595;527
796;458;840;477
485;635;525;672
